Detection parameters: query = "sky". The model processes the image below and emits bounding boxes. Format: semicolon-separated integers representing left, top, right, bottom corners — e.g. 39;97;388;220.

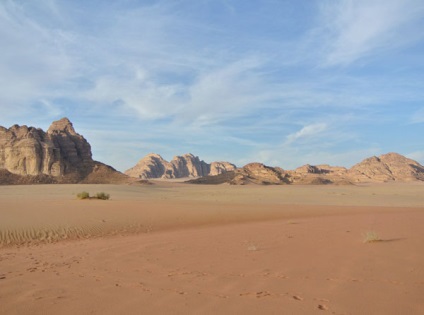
1;0;424;171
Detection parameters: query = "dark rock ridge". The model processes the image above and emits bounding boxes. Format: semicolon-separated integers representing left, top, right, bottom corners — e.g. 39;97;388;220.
125;153;236;179
188;153;424;185
0;118;127;184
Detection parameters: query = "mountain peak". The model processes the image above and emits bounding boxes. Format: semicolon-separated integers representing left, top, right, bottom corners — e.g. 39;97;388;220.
47;117;76;134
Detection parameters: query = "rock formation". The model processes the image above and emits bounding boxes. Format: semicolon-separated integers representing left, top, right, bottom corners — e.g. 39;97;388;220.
188;153;424;185
0;118;127;184
125;153;236;179
169;154;210;178
209;162;236;176
235;163;289;185
188;163;290;185
288;164;350;185
348;152;424;182
125;153;170;179
2;118;422;186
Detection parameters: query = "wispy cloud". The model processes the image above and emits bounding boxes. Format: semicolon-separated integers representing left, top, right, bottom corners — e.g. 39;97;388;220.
317;0;424;66
286;123;327;144
0;1;75;122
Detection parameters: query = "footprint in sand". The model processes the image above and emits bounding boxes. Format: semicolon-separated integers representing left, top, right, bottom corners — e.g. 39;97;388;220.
293;295;303;301
317;304;329;310
239;291;272;298
256;291;271;298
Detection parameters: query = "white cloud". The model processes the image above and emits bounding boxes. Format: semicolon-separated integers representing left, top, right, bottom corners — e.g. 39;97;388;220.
0;1;74;117
319;0;424;66
83;56;281;126
286;123;327;144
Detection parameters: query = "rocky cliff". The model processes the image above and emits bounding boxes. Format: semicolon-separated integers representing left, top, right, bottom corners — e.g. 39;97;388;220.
0;118;127;184
125;153;236;179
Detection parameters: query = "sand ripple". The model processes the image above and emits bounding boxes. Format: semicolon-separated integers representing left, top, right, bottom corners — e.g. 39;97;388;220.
0;224;147;247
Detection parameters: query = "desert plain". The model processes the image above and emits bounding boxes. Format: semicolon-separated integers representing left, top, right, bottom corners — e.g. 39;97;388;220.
0;182;423;314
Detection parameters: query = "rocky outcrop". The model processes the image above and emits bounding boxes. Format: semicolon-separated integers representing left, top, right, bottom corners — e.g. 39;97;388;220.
188;153;424;185
188;163;290;185
169;154;210;178
125;153;236;179
125;153;170;179
288;164;350;185
209;161;238;176
0;118;127;184
236;163;289;185
349;152;424;182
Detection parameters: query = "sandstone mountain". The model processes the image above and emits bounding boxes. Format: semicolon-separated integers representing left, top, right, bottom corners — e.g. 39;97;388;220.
125;153;236;179
188;153;424;185
348;153;424;182
0;118;127;184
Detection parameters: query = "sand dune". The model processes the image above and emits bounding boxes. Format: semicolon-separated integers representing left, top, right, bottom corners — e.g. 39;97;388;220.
1;182;424;314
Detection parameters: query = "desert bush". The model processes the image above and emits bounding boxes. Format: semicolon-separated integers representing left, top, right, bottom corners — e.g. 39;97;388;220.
77;191;90;200
96;192;110;200
363;231;381;243
247;244;258;251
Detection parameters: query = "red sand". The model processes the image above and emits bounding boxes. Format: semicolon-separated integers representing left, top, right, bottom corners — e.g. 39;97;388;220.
1;183;423;314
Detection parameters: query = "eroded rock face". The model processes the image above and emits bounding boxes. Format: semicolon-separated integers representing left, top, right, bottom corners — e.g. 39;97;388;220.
209;161;237;176
188;163;290;185
124;153;169;179
0;118;91;176
125;153;236;179
0;118;127;184
238;163;289;184
47;117;92;170
349;152;424;182
170;154;210;178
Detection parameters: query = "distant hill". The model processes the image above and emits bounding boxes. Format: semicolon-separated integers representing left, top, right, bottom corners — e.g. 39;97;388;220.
188;153;424;185
125;153;236;179
348;152;424;182
0;118;128;184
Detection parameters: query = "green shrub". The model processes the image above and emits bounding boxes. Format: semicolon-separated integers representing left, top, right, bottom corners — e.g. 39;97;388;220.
77;191;90;200
96;192;110;200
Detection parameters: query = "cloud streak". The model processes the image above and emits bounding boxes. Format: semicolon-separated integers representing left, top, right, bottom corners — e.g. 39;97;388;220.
286;123;328;144
317;0;424;66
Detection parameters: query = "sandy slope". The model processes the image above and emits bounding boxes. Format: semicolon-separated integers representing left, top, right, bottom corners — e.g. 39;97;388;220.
0;182;423;314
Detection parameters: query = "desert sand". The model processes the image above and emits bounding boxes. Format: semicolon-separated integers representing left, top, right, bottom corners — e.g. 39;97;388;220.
1;182;423;314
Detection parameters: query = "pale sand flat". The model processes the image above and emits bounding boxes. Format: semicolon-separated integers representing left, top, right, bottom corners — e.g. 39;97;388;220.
0;183;423;314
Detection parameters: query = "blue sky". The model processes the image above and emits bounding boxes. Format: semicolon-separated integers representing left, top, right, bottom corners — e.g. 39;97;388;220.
1;0;424;171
